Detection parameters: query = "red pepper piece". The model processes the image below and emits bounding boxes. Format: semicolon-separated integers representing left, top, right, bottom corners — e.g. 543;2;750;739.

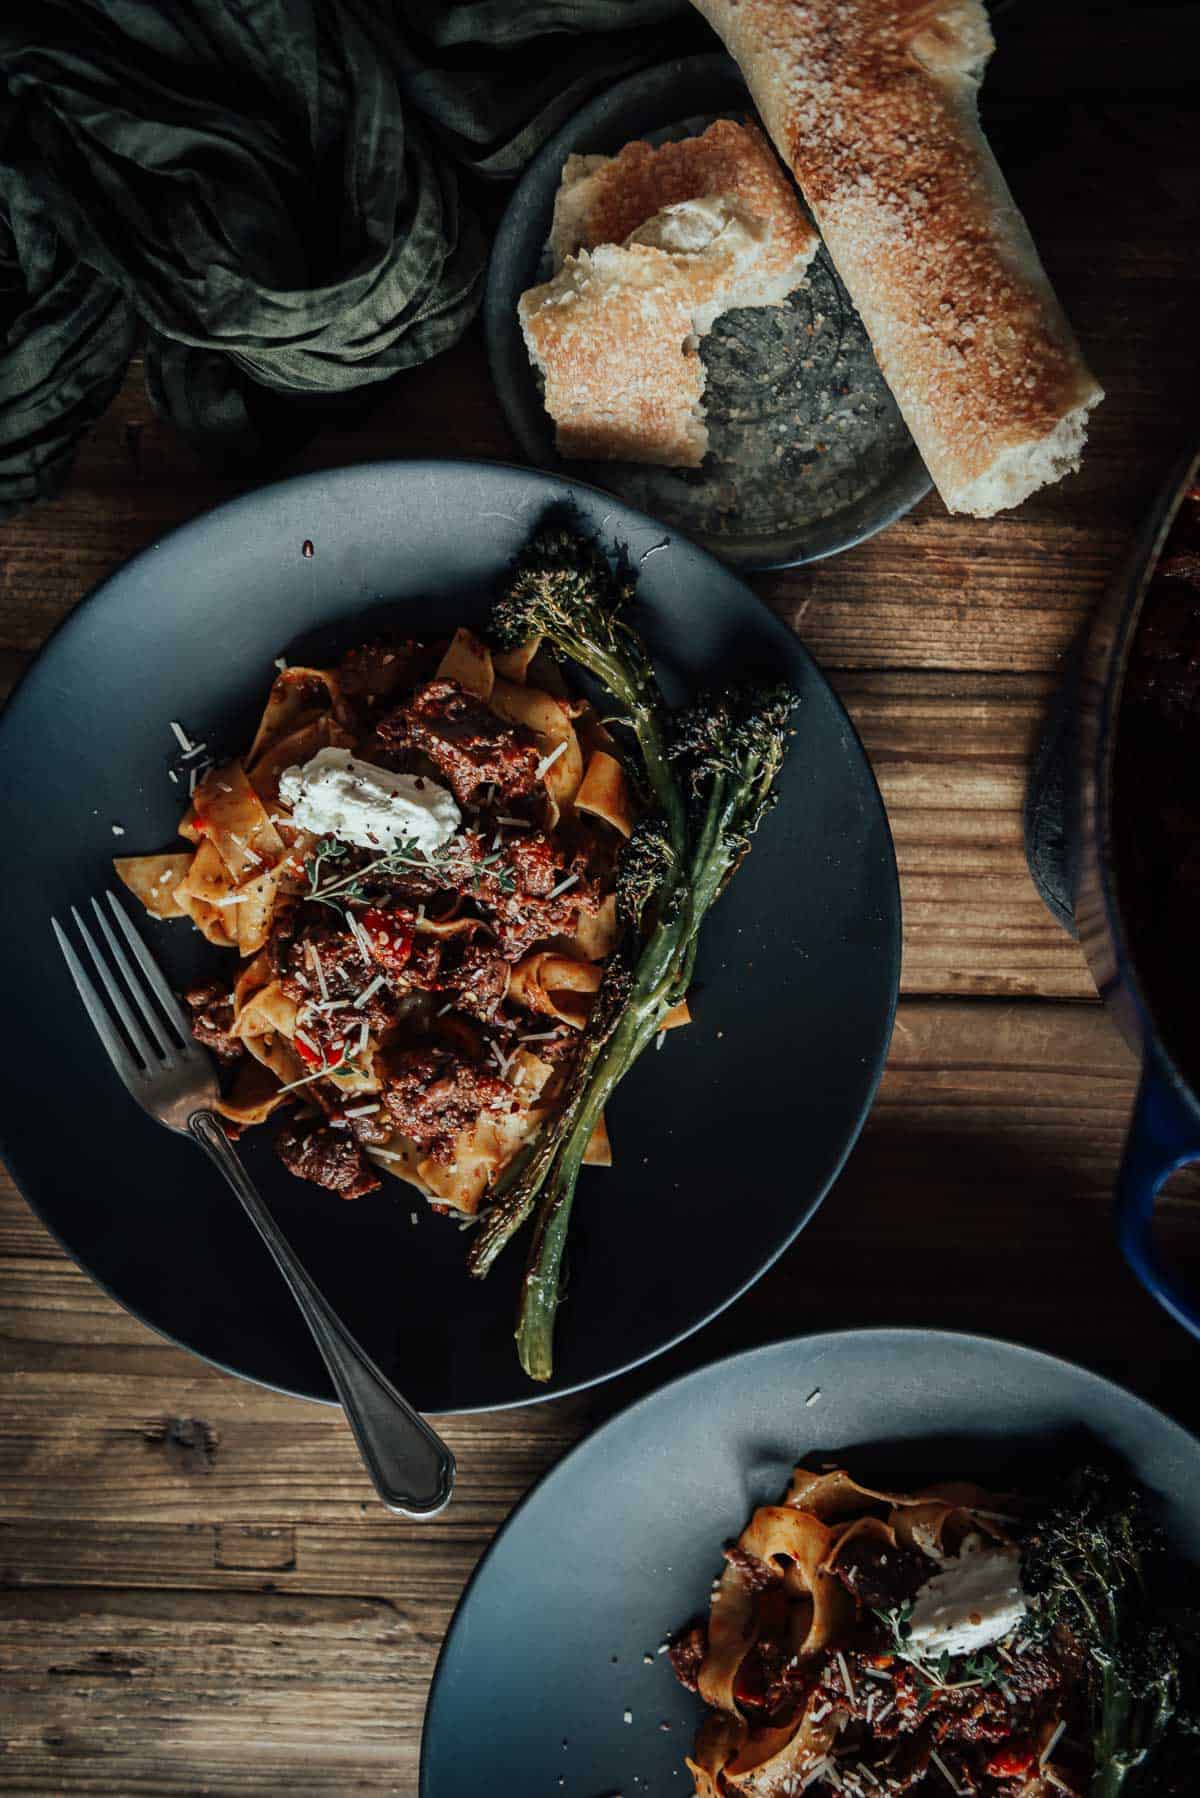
359;905;414;974
294;1031;343;1069
985;1745;1037;1778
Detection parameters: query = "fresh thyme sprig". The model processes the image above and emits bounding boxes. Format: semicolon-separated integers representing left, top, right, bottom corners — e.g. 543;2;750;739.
872;1600;1009;1711
304;835;350;897
303;832;516;908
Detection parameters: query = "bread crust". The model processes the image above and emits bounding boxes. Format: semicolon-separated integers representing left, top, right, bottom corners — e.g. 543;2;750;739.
688;0;1103;515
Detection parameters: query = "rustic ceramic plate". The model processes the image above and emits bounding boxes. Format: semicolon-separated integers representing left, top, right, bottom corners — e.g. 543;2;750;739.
421;1328;1200;1794
485;53;931;571
0;462;898;1412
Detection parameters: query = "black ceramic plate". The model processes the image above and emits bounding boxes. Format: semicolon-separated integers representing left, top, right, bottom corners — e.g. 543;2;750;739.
485;54;932;571
421;1328;1200;1795
0;461;898;1413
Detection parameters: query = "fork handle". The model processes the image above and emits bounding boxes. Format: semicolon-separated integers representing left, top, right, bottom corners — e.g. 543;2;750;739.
188;1111;455;1517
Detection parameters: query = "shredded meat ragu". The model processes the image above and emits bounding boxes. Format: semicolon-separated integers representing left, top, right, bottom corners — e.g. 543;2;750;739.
722;1543;783;1593
375;677;542;805
184;981;243;1064
275;1119;381;1200
464;832;597;959
444;940;510;1020
668;1622;708;1694
829;1535;932;1610
173;638;623;1214
379;1045;514;1162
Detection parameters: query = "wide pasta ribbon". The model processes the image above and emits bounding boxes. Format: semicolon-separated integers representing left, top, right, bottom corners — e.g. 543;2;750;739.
688;1466;1028;1797
114;621;692;1214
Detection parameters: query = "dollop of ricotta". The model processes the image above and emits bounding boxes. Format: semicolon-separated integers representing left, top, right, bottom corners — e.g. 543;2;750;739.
905;1535;1026;1659
278;748;460;854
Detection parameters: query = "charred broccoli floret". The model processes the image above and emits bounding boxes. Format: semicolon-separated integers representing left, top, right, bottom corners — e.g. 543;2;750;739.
615;816;678;931
1023;1466;1199;1796
490;523;685;852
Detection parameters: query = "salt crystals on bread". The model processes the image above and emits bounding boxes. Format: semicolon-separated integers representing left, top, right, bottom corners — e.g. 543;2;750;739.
519;120;819;467
688;0;1103;515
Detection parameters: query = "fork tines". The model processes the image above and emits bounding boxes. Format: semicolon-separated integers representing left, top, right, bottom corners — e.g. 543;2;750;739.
52;892;197;1097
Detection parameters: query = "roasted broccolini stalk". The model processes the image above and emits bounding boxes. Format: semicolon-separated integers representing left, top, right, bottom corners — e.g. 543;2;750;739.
471;521;797;1381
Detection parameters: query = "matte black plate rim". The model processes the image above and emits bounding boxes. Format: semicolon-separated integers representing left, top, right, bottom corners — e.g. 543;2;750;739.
0;456;900;1414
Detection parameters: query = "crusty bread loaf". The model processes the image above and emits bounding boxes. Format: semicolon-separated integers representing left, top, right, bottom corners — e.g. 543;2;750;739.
687;0;1104;516
522;120;819;467
550;119;818;303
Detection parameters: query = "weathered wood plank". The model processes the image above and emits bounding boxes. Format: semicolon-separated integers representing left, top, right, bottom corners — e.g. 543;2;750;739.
2;1584;429;1793
835;672;1095;999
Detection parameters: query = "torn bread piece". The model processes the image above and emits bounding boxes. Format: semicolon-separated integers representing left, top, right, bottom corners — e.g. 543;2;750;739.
688;0;1104;516
519;241;709;467
550;118;818;297
522;122;820;468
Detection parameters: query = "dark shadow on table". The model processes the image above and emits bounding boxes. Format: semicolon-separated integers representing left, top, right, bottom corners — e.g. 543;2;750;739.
556;1114;1200;1445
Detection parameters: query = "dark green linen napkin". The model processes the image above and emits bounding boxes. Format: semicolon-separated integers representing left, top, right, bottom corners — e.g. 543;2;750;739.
0;0;694;520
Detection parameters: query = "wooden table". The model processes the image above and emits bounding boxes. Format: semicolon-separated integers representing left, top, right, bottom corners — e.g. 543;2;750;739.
2;7;1198;1791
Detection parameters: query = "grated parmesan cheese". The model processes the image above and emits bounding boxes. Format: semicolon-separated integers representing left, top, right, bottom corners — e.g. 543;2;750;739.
928;1750;961;1793
1040;1720;1066;1768
535;741;568;781
307;942;330;1004
345;909;372;961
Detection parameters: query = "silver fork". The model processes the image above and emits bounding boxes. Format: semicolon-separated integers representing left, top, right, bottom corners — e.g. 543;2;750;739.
52;891;456;1518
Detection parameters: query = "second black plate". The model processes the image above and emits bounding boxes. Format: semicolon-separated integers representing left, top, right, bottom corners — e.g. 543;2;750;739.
422;1330;1200;1794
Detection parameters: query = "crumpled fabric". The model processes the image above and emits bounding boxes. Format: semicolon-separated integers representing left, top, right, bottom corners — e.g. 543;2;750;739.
0;0;693;518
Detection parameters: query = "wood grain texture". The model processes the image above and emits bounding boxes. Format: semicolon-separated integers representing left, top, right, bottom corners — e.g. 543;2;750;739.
836;672;1095;998
2;4;1199;1791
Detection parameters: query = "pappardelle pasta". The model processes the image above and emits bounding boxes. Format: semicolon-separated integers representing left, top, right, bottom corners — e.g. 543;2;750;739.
670;1466;1132;1797
115;523;796;1380
117;623;685;1214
